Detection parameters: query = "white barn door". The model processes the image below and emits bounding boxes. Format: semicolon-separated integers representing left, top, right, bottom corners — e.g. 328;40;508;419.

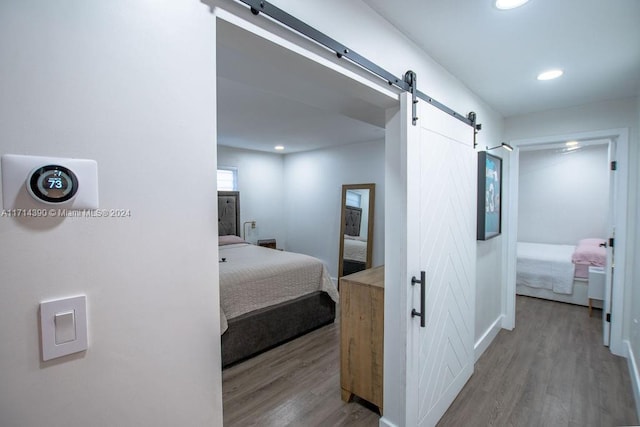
404;95;477;426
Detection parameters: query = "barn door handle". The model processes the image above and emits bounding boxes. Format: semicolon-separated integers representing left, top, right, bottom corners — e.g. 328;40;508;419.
411;271;426;327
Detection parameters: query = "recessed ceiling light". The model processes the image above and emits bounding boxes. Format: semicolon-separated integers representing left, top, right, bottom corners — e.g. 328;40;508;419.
495;0;529;10
537;69;564;81
274;145;284;151
566;141;579;147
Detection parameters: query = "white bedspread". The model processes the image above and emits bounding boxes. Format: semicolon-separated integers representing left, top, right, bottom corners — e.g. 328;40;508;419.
218;243;339;334
343;236;367;262
516;242;576;295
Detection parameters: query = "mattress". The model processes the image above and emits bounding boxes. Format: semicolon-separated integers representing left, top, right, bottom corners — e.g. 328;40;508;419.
218;243;339;333
343;236;367;262
516;242;576;295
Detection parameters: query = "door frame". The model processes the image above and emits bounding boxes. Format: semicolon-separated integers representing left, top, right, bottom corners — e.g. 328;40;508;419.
504;128;629;356
212;6;415;426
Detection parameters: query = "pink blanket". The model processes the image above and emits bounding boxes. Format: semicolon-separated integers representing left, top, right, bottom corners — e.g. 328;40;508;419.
572;239;606;267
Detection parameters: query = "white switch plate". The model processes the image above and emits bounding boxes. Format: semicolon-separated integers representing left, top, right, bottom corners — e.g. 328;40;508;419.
1;154;98;210
40;296;88;361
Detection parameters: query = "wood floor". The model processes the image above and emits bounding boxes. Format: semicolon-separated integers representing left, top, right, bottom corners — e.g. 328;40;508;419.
222;296;638;426
222;321;380;426
439;296;638;426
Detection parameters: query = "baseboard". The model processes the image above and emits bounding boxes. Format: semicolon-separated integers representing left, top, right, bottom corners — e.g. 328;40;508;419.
624;340;640;421
474;314;504;362
379;417;398;427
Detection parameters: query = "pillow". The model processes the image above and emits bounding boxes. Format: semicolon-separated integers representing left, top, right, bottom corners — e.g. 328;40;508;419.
218;235;246;246
577;238;606;247
572;244;606;266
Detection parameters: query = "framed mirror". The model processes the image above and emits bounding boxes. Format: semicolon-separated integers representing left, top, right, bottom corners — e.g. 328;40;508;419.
338;183;375;278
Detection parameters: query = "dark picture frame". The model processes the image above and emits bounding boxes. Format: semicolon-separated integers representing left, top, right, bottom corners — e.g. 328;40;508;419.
477;151;502;240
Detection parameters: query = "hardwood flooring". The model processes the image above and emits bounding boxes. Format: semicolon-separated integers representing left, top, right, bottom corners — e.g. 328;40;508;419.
222;296;637;426
222;321;380;426
439;296;638;426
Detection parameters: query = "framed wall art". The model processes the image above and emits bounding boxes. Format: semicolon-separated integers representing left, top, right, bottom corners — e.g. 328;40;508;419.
477;151;502;240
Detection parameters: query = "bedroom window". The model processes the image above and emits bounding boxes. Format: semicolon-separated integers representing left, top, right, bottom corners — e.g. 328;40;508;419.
345;190;361;208
217;167;238;191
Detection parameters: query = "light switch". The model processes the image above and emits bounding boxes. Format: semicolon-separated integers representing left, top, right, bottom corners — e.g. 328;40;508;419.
40;296;88;361
54;311;76;344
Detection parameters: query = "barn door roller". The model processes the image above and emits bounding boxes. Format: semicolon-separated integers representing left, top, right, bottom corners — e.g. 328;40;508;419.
404;70;418;125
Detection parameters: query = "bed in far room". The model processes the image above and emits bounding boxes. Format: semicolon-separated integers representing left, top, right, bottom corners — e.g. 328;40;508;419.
217;191;338;368
516;239;607;307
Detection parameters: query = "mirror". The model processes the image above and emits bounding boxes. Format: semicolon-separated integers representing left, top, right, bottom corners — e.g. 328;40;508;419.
338;183;375;278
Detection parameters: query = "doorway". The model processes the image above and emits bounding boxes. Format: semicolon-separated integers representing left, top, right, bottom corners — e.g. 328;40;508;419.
214;8;400;424
505;128;629;356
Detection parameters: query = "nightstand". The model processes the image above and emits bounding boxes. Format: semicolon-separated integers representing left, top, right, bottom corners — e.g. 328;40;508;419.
588;266;605;317
257;239;277;249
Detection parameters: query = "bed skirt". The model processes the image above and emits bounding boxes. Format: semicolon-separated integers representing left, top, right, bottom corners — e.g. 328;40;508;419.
221;291;336;368
516;279;601;308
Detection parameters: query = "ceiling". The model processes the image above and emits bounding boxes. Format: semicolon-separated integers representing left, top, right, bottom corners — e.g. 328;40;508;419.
217;20;391;154
217;1;640;154
362;0;640;118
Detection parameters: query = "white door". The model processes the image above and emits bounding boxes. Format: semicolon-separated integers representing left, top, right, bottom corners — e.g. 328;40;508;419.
603;231;613;346
404;95;477;426
603;142;616;346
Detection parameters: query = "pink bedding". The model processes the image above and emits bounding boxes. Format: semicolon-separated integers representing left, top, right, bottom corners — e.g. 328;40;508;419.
574;263;590;279
572;239;606;267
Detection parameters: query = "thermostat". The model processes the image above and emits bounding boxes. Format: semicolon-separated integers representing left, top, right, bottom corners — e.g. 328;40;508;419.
28;164;79;204
1;154;98;210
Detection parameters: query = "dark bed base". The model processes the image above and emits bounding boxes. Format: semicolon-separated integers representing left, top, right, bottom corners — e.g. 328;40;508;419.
221;291;336;368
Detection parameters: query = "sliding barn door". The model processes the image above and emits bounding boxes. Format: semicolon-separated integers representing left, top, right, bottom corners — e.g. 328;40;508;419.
404;94;477;426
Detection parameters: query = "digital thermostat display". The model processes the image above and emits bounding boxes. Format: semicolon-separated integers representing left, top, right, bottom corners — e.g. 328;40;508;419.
27;165;79;204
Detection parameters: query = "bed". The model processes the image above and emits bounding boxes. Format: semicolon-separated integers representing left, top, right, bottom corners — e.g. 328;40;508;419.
342;205;368;275
516;239;607;306
218;191;338;367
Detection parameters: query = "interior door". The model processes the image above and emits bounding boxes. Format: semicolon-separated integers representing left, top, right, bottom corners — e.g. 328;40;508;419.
404;95;477;426
603;142;616;346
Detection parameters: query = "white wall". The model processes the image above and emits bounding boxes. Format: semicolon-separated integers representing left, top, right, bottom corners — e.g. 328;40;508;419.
474;125;506;355
283;140;385;278
0;2;222;426
518;144;609;244
217;145;285;245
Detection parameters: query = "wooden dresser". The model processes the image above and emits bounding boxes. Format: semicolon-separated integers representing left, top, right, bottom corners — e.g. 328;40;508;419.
340;265;384;414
